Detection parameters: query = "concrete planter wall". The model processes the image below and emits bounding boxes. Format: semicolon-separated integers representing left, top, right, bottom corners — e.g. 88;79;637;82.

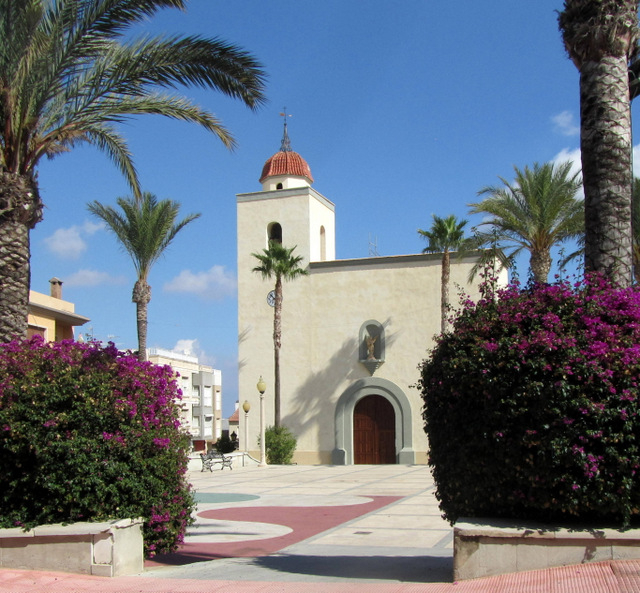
0;518;144;577
454;518;640;580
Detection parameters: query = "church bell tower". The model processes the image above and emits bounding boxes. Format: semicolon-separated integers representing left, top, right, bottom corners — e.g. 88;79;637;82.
236;117;336;430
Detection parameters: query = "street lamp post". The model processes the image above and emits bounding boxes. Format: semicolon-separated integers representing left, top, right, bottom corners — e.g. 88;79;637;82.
242;400;251;453
257;376;267;467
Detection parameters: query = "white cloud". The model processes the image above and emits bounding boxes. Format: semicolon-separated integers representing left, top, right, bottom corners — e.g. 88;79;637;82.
44;227;87;259
164;265;237;300
551;143;640;188
43;220;105;259
172;339;198;356
551;147;582;176
82;220;104;235
551;147;583;199
552;111;579;136
63;269;127;287
170;339;217;366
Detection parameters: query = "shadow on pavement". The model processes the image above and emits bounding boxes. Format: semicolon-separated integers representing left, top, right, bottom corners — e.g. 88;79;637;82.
250;553;454;583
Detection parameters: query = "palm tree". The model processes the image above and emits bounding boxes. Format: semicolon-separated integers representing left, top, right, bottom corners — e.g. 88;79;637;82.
633;178;640;283
559;1;639;287
0;0;265;342
252;242;308;427
468;161;583;283
88;193;200;362
418;214;472;333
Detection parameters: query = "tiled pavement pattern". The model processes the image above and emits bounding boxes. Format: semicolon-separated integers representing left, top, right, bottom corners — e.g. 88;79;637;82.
2;464;640;592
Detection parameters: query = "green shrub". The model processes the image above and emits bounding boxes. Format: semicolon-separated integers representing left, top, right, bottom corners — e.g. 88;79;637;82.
419;275;640;527
265;425;297;464
0;337;195;557
214;434;235;454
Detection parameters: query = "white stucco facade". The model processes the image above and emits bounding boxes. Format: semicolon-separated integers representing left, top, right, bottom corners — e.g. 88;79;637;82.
237;143;505;465
147;348;222;451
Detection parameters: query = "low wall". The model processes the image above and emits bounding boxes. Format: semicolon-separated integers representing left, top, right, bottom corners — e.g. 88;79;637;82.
454;518;640;581
0;518;144;577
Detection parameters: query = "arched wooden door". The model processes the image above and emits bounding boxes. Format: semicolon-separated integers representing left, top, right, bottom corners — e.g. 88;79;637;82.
353;395;396;464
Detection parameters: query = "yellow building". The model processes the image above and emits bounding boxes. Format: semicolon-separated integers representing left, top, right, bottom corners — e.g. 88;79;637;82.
27;277;89;342
237;127;507;465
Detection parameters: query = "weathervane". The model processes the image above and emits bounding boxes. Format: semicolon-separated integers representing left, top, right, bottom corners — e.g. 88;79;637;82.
279;107;292;152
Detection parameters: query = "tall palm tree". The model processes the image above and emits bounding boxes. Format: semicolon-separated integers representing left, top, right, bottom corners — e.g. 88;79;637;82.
633;178;640;283
469;161;583;283
418;214;471;333
559;1;639;287
251;242;308;427
88;193;200;362
0;0;265;342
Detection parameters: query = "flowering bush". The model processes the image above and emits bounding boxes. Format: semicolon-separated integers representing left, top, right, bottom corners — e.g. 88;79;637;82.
419;275;640;527
0;337;194;557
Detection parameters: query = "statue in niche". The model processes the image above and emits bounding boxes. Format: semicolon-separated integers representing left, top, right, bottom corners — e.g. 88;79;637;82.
366;334;377;360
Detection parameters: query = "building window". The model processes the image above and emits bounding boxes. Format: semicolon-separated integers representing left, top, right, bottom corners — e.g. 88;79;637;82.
268;222;282;245
203;387;212;407
276;182;283;189
27;326;46;339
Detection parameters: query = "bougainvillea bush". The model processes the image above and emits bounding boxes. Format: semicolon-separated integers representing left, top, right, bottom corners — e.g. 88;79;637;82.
0;337;195;557
419;275;640;527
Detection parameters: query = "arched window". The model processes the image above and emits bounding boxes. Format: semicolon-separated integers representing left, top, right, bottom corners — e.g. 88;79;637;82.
268;222;282;245
276;182;283;190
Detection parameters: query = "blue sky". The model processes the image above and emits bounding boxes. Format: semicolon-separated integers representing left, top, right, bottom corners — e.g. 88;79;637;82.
29;1;639;417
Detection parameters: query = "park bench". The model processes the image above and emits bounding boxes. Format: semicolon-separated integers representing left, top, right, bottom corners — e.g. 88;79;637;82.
200;450;233;471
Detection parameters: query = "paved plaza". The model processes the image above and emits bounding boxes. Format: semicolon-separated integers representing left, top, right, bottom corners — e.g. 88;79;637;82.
1;463;640;592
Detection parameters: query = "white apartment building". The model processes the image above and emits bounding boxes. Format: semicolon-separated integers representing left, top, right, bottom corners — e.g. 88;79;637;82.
147;348;222;451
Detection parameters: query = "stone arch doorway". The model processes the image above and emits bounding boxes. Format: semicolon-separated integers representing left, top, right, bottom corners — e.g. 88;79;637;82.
354;395;396;464
332;377;416;465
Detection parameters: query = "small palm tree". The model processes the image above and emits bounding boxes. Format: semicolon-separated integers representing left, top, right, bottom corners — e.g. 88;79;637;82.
469;161;583;283
559;1;638;286
252;242;308;427
88;193;200;362
0;0;265;342
418;214;472;333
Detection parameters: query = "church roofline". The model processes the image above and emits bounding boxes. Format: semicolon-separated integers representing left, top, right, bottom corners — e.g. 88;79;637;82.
309;251;483;271
237;186;335;211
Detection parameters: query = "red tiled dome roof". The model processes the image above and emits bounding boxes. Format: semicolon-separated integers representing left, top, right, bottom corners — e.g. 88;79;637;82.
260;150;314;183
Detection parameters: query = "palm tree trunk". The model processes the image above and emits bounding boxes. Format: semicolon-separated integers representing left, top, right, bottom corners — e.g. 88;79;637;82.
530;248;551;284
133;279;151;362
273;277;283;427
0;219;31;342
580;54;633;287
0;172;43;343
441;251;450;334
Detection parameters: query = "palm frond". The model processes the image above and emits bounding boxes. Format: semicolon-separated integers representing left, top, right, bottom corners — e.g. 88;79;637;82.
1;0;266;177
418;214;469;254
88;192;200;280
251;241;308;282
469;161;583;282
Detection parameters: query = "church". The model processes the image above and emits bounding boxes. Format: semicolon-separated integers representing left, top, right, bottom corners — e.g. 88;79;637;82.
236;125;502;465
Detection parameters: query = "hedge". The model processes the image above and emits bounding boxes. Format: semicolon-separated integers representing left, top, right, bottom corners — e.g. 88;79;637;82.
0;337;195;557
419;275;640;527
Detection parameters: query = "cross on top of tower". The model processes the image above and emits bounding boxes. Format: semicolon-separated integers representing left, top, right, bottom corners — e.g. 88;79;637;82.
279;108;292;152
